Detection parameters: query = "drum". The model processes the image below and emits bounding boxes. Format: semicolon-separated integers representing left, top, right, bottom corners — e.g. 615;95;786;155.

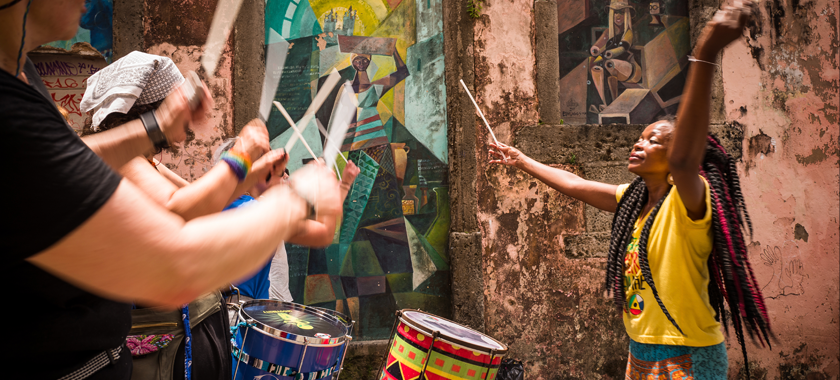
378;310;508;380
232;300;353;380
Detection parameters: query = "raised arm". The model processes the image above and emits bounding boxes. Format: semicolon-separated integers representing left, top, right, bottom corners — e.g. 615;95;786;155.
28;165;342;308
372;48;410;94
490;142;619;212
82;82;212;170
668;1;752;218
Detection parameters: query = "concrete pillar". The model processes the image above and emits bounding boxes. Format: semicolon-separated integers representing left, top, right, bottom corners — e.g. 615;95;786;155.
232;0;265;135
442;0;483;331
113;0;145;59
534;0;562;125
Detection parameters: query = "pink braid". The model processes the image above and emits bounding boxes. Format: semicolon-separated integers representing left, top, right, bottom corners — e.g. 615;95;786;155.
703;170;748;318
711;159;772;328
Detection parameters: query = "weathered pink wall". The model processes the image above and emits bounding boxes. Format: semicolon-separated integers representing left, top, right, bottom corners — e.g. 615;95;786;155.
472;0;631;376
144;0;234;181
721;0;839;377
468;0;839;378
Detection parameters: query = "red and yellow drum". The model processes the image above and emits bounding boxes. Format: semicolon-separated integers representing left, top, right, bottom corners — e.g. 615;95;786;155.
379;310;508;380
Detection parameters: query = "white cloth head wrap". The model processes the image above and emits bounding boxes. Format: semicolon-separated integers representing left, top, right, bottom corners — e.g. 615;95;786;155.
81;51;185;130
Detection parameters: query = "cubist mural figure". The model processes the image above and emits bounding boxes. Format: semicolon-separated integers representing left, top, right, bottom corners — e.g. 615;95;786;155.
558;0;690;124
266;0;449;341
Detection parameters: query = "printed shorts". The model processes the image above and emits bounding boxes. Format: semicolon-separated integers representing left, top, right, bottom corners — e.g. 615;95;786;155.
625;340;728;380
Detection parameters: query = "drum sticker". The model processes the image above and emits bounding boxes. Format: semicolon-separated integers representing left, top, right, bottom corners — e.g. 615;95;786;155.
261;310;314;330
315;333;332;339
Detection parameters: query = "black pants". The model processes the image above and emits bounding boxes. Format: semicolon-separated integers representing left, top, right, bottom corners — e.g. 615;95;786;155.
172;297;232;380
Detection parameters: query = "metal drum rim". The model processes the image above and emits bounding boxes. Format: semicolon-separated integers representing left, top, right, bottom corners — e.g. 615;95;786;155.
398;309;509;355
238;299;349;346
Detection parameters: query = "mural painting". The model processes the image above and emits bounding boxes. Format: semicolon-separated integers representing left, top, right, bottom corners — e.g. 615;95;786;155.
45;0;114;62
557;0;689;124
266;0;449;340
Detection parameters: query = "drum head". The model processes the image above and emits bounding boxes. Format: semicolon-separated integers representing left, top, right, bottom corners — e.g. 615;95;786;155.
242;301;346;339
402;310;506;351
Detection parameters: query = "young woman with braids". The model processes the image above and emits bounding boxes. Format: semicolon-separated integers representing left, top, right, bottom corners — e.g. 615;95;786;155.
489;1;769;377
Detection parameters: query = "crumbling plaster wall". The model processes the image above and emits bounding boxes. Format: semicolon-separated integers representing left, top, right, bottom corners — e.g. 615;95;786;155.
142;0;234;181
446;0;839;378
114;0;263;182
717;0;839;377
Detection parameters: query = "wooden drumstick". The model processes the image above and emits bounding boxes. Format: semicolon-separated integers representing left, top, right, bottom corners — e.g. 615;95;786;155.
459;79;500;145
273;101;318;160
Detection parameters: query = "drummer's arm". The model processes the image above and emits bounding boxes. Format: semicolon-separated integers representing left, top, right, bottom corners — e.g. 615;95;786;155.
287;215;338;247
287;161;359;247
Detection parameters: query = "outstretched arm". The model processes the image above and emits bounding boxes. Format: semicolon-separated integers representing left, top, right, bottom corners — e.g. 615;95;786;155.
490;142;619;212
669;0;752;219
28;165;342;308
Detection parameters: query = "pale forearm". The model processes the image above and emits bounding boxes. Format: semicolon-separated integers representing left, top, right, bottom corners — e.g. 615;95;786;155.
166;164;239;220
287;213;338;247
82;119;155;170
29;181;310;308
161;193;308;305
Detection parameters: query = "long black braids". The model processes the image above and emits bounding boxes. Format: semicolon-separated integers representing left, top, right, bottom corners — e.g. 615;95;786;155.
604;132;771;376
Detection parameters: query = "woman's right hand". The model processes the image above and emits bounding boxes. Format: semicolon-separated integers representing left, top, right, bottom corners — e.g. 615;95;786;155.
695;0;753;59
488;142;527;168
233;119;271;161
156;78;213;144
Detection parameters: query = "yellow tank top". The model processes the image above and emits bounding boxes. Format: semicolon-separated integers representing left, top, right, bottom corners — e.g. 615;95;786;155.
616;177;724;347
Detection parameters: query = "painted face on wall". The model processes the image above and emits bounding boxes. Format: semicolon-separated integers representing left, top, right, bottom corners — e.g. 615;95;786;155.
627;121;673;176
613;12;624;27
352;55;371;72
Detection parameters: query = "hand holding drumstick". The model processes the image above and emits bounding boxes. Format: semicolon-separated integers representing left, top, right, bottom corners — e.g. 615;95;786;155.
488;142;527;168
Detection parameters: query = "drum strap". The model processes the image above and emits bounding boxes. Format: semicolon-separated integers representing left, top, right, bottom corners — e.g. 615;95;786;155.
231;346;337;380
58;345;123;380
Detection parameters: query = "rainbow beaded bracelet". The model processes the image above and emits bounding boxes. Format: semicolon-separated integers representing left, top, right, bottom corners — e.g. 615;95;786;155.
220;150;252;182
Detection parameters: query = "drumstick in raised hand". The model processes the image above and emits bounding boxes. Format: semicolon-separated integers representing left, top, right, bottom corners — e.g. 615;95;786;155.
459;79;500;145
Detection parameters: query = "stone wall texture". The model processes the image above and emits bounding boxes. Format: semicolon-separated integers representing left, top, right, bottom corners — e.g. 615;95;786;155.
95;0;838;378
448;0;839;378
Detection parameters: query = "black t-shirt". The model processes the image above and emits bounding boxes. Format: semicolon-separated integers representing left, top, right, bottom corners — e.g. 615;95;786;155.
1;61;131;379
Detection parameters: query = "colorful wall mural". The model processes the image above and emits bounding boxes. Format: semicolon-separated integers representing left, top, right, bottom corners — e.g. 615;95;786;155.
45;0;114;62
557;0;689;124
266;0;449;340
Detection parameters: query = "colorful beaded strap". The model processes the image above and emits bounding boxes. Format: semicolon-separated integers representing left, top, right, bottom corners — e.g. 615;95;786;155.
231;346;336;380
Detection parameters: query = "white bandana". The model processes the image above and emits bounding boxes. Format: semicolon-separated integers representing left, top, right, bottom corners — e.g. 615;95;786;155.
81;51;184;130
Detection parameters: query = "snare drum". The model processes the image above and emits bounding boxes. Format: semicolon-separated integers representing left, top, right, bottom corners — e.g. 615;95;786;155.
232;300;353;380
379;310;508;380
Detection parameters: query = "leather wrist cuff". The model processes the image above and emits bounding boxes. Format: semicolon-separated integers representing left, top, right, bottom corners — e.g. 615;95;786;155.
140;111;170;150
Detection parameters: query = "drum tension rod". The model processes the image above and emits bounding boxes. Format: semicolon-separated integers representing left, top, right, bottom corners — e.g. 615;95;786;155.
419;330;440;377
377;310;403;379
484;348;497;380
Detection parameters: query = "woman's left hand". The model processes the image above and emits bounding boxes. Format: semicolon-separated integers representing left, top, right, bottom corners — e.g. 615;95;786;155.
249;149;288;183
695;0;754;59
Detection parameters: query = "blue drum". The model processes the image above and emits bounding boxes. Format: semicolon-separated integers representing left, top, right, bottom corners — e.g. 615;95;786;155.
232;300;353;380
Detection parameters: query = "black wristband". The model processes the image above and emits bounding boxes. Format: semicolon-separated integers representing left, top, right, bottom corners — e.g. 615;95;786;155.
140;111;169;150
